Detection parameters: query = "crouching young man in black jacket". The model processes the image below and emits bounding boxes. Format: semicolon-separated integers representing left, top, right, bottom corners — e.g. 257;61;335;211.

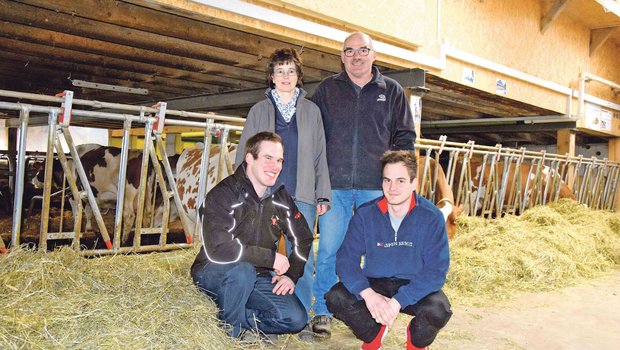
191;131;313;341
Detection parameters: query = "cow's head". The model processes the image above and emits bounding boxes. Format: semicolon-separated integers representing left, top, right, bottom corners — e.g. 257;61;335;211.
436;198;463;240
31;159;65;190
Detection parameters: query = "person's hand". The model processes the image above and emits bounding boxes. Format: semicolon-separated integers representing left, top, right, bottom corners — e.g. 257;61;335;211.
316;204;328;216
360;288;394;325
273;253;290;275
385;298;401;327
271;275;295;295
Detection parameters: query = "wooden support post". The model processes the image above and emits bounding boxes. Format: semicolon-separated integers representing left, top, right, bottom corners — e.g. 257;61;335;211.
557;128;576;190
406;88;423;191
609;137;620;212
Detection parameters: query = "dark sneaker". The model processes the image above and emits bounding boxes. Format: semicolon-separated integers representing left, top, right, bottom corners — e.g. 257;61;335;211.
298;324;315;342
238;329;278;345
310;315;332;338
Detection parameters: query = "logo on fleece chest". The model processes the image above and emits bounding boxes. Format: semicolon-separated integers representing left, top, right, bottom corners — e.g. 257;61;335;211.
376;241;414;248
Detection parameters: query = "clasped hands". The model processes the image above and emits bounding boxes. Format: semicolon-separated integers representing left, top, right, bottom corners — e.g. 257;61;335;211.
360;288;401;327
272;252;294;295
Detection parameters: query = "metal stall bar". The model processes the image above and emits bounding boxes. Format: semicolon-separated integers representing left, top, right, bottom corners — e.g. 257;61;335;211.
60;128;113;250
0;89;246;125
149;134;172;247
132;118;155;250
39;110;58;251
0;102;60;250
217;125;233;184
195;121;217;241
51;137;83;249
601;164;619;210
11;106;30;249
113;118;133;250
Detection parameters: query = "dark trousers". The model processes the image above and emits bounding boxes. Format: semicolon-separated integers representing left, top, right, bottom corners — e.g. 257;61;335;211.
326;278;452;348
193;261;307;337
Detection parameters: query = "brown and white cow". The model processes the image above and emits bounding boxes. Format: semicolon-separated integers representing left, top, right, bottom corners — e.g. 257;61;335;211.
418;156;463;240
453;158;576;216
32;144;155;245
164;149;461;240
157;143;237;234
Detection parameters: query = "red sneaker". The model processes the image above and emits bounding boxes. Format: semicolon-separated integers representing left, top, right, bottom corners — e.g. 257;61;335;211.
361;325;389;350
405;320;428;350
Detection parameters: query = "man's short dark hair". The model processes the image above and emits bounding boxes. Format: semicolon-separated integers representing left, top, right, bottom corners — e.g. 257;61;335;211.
245;131;283;160
267;48;304;89
380;150;417;182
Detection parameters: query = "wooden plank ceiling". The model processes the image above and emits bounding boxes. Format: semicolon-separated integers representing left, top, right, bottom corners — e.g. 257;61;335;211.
0;0;608;146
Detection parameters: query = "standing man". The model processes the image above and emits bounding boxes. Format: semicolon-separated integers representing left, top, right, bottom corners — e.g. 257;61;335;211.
310;31;416;337
191;132;313;340
326;151;452;350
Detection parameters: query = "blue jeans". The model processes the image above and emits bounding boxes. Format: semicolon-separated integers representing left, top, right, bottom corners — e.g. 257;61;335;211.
313;189;383;316
285;201;316;321
193;262;307;337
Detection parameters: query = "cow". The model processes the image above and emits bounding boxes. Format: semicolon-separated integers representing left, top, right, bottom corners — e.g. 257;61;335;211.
418;156;463;240
452;158;576;216
163;149;461;241
159;143;237;234
32;144;156;246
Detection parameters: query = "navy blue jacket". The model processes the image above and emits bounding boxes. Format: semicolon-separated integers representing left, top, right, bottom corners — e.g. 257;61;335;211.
336;194;450;307
312;67;416;190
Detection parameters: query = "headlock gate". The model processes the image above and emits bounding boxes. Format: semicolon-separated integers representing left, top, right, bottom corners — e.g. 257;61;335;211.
0;89;241;255
1;90;619;254
416;137;620;218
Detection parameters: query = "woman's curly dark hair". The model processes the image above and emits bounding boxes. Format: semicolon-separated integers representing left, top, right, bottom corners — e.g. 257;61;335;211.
266;48;304;88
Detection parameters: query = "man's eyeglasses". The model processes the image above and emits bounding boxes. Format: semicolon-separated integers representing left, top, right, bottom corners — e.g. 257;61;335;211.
274;68;297;77
343;47;372;57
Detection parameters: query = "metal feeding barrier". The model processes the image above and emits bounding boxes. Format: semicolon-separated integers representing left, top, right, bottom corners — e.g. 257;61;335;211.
0;89;241;255
1;89;619;254
416;138;620;218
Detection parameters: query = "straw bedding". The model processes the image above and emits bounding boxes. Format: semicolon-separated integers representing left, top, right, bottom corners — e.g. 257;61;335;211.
1;199;619;349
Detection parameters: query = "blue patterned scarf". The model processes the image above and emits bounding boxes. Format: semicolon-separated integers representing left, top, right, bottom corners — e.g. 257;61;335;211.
271;88;299;123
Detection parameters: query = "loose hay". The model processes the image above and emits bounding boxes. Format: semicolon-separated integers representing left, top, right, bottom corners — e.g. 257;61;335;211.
445;199;620;305
2;199;620;349
0;247;241;350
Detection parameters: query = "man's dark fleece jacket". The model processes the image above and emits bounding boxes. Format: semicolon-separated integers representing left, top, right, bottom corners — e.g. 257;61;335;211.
190;163;313;284
311;66;416;190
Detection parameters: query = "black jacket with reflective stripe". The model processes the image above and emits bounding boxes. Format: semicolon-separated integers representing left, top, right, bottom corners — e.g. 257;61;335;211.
190;163;313;283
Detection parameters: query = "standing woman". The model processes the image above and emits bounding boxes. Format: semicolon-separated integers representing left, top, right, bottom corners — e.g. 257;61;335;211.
234;48;331;338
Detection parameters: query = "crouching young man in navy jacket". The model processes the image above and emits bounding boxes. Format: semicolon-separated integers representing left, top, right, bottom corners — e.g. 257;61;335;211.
325;151;452;349
191;132;313;341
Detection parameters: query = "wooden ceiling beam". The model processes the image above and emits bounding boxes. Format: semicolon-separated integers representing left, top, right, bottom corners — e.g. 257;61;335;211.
426;79;554;116
0;21;266;86
426;74;557;115
17;0;342;73
0;64;189;99
590;26;618;56
541;0;570;34
423;90;515;118
0;38;250;91
0;0;327;81
0;52;223;95
422;99;482;119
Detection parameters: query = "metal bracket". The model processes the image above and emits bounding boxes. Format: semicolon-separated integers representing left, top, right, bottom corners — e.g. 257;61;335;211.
152;102;167;134
55;90;73;126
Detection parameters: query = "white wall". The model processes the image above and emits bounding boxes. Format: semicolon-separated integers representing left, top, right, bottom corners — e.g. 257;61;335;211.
0;126;108;152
